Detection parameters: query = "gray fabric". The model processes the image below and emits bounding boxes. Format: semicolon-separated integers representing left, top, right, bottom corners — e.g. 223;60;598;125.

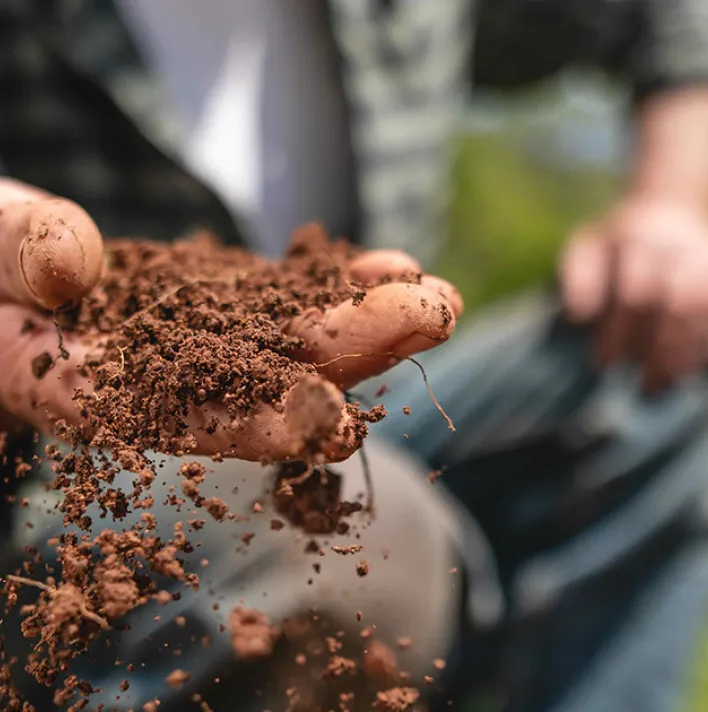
637;0;708;96
547;541;708;712
327;0;474;266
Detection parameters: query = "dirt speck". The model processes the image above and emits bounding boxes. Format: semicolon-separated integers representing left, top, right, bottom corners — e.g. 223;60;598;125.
166;669;190;690
31;351;54;379
356;560;370;577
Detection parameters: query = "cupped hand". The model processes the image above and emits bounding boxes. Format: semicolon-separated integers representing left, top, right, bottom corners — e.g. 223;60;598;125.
560;194;708;390
0;180;463;461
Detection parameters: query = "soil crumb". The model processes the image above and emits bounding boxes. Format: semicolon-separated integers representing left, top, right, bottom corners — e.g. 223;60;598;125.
364;640;399;682
229;607;280;660
166;669;190;690
374;687;420;711
273;463;364;535
356;561;370;577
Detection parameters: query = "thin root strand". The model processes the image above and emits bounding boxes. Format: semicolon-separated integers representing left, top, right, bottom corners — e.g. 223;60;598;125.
403;357;455;432
5;575;110;630
316;352;455;432
52;311;70;361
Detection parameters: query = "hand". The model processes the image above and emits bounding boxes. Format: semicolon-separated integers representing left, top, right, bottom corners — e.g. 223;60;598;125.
0;179;463;461
560;194;708;389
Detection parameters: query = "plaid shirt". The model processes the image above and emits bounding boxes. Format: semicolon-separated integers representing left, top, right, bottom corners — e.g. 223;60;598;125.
1;0;708;265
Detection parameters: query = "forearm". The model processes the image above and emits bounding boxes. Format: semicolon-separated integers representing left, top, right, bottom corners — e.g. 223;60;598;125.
630;86;708;209
628;0;708;208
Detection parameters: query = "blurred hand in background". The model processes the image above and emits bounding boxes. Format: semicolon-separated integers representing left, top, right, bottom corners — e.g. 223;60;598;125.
561;87;708;390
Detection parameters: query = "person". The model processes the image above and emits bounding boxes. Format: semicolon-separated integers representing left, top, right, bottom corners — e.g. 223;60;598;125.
2;0;708;710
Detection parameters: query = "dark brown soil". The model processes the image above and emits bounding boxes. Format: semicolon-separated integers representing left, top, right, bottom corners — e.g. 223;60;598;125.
60;223;380;461
273;463;364;535
0;225;424;711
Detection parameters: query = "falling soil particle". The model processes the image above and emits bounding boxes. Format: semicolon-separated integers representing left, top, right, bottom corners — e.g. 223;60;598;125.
327;655;358;677
374;687;420;711
229;607;280;661
428;468;444;484
356;561;370;577
331;545;363;556
273;463;364;535
166;669;191;689
364;640;399;682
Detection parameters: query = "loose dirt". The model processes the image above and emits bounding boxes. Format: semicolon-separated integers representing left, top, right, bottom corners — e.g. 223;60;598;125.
0;225;436;711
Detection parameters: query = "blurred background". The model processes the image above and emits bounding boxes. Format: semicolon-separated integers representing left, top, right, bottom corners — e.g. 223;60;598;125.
442;70;708;712
440;69;627;316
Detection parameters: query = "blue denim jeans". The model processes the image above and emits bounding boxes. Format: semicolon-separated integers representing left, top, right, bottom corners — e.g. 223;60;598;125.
367;291;708;712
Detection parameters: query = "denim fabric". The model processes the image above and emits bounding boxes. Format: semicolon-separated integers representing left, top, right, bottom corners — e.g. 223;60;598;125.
366;291;708;712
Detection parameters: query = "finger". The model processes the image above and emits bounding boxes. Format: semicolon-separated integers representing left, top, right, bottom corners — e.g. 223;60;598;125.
420;275;464;318
349;249;421;283
615;237;659;309
0;179;104;309
642;259;705;390
559;226;610;322
0;304;88;431
596;241;663;366
184;375;360;462
696;298;708;376
288;282;456;389
617;239;656;355
349;249;463;317
617;239;665;361
0;178;47;202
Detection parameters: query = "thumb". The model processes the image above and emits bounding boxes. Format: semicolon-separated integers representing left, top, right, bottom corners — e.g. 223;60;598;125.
0;304;87;432
0;179;104;309
559;224;610;323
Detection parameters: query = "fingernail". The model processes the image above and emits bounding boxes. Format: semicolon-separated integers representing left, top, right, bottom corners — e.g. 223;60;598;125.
393;333;443;358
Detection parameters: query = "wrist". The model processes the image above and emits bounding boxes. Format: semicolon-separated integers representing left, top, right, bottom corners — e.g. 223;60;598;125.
622;184;708;215
630;86;708;213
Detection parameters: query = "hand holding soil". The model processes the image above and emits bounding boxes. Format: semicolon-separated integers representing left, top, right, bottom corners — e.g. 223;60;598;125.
0;178;463;709
0;178;462;463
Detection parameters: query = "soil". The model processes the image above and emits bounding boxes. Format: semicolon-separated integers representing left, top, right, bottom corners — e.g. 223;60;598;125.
273;463;364;535
374;687;421;711
59;223;380;462
363;640;400;682
0;225;429;711
229;607;279;661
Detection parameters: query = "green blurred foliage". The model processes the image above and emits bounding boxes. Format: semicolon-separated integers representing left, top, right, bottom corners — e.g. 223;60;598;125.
684;624;708;712
438;127;620;316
